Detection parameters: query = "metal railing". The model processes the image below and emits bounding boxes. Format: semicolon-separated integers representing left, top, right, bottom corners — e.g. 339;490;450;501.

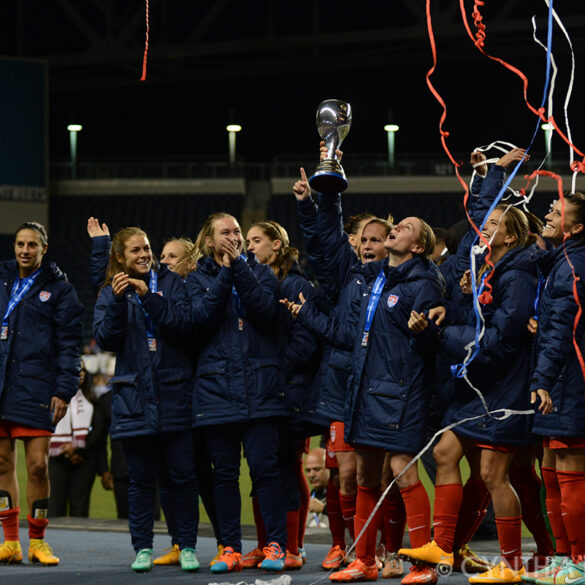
51;151;568;181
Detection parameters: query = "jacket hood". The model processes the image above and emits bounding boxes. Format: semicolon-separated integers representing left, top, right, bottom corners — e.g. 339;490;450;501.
535;239;585;277
492;244;539;278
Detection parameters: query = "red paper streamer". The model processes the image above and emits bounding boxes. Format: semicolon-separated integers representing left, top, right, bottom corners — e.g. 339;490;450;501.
140;0;150;82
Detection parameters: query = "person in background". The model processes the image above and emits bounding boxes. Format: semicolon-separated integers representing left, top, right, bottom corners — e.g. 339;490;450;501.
305;448;330;527
48;363;109;517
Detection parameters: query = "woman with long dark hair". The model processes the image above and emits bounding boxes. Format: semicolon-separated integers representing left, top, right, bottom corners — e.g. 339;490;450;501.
0;221;83;566
525;193;585;585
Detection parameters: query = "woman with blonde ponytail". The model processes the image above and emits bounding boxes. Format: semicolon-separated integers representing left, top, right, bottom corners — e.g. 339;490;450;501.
186;213;288;573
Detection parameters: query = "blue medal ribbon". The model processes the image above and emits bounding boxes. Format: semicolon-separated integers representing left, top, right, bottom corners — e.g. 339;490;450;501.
361;268;387;347
138;269;158;350
1;267;42;339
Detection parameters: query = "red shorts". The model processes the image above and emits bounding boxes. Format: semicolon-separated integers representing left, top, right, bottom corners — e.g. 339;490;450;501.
543;436;585;450
474;441;518;454
0;421;52;439
329;421;354;453
325;439;338;469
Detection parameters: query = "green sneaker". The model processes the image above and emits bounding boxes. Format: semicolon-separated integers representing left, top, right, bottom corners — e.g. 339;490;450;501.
131;548;153;572
523;556;566;583
180;547;200;572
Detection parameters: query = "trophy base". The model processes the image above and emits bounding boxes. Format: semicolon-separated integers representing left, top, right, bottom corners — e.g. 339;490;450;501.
309;161;348;193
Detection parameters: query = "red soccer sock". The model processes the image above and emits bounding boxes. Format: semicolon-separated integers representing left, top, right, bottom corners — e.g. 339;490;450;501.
433;484;463;554
339;491;356;540
286;510;300;555
557;470;585;561
400;481;431;548
296;457;310;549
27;515;49;540
354;485;381;566
495;516;523;571
381;486;406;553
453;477;491;549
509;465;554;556
327;478;346;548
0;507;20;541
541;466;570;556
252;496;267;549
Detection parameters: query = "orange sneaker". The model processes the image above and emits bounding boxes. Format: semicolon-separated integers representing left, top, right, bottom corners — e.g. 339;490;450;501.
330;559;379;582
0;540;22;564
453;545;493;574
28;539;59;566
468;561;525;584
241;547;265;569
401;564;438;585
323;545;347;570
153;544;180;565
284;550;303;570
209;546;242;573
398;541;453;569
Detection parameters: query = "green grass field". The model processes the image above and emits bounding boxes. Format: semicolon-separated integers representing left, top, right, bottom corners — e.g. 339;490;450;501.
15;439;531;538
15;438;439;523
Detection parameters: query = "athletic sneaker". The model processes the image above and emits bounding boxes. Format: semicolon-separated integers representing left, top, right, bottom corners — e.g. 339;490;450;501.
260;542;286;571
209;544;225;567
345;548;357;566
284;550;303;570
153;543;180;565
28;539;60;566
330;558;379;582
468;561;525;584
242;546;265;568
210;546;242;573
537;558;584;585
0;540;22;564
398;541;454;569
323;545;347;570
524;554;551;574
179;547;200;572
382;552;405;578
401;564;438;584
522;555;567;583
454;545;494;574
131;548;153;572
300;546;307;564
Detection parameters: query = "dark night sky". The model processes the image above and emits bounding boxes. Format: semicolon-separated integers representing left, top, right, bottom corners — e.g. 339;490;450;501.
3;1;584;164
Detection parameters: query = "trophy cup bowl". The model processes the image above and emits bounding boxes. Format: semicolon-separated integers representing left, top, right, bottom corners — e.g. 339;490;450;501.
309;99;352;193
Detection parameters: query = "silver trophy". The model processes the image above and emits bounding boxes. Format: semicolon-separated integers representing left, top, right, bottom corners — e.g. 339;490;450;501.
309;99;352;193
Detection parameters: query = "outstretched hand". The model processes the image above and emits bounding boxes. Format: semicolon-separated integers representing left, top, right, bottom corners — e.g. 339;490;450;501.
497;147;529;169
279;291;307;319
87;217;110;238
